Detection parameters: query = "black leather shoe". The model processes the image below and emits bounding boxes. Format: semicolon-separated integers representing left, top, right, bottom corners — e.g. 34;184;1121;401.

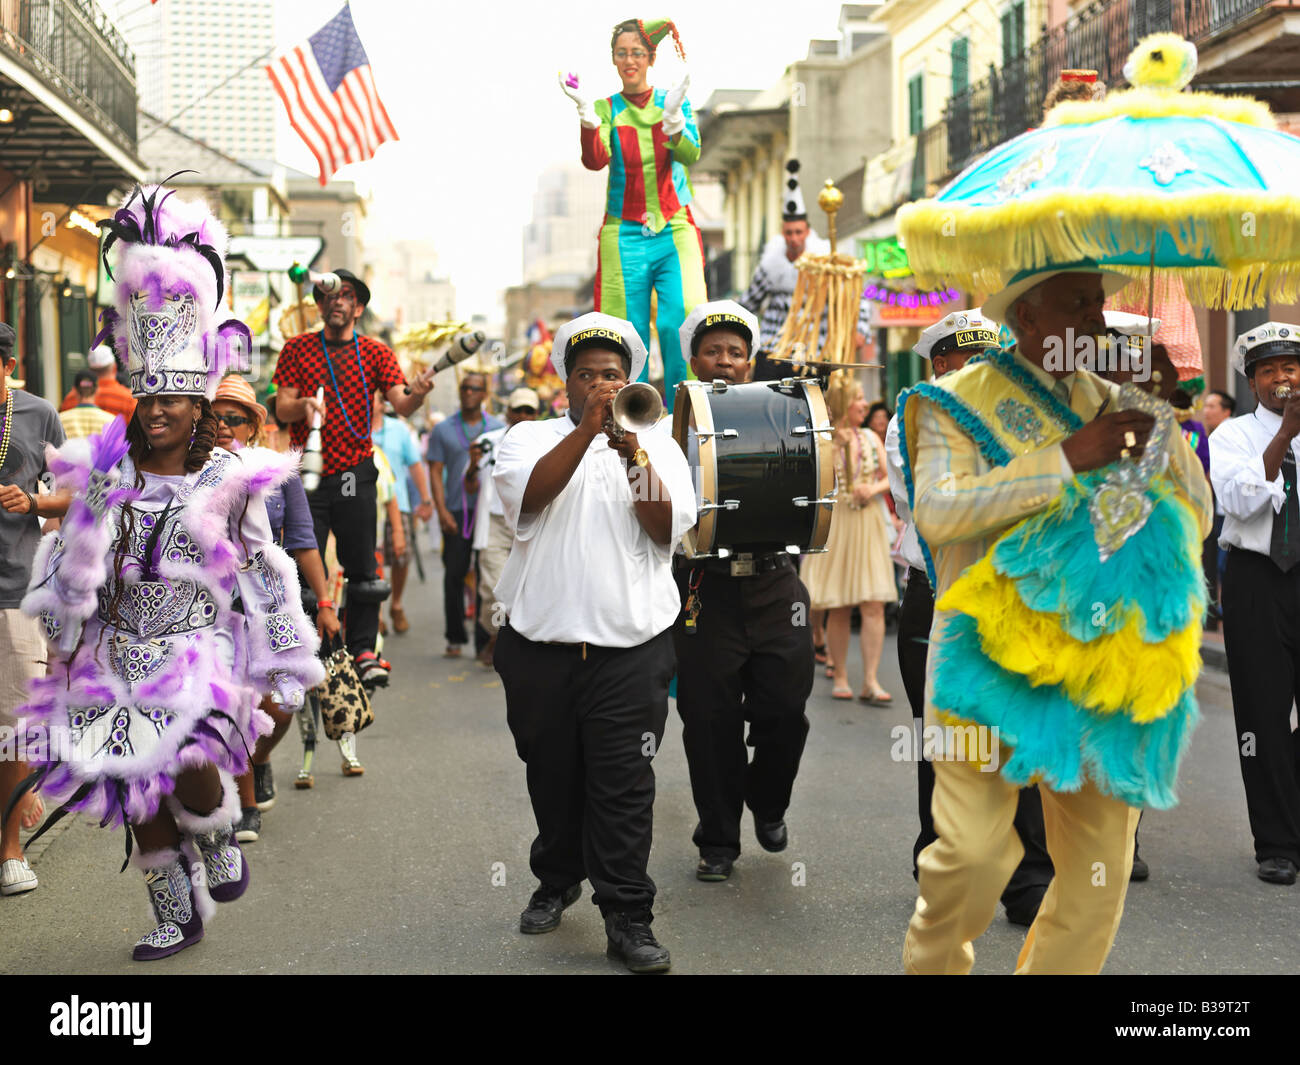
519;883;582;934
1004;886;1046;927
605;911;671;973
1258;858;1298;885
1130;855;1149;881
696;855;734;882
754;816;787;853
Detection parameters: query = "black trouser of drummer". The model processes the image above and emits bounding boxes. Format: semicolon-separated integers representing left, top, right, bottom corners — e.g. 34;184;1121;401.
898;566;1055;910
672;552;814;861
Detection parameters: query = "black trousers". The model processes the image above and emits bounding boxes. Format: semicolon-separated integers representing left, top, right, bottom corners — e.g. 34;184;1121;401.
308;456;378;660
495;623;675;913
1222;548;1300;866
898;567;1055;904
672;560;813;860
441;509;473;646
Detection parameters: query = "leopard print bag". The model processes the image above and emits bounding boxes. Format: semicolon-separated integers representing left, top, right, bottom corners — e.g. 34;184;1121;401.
315;637;374;740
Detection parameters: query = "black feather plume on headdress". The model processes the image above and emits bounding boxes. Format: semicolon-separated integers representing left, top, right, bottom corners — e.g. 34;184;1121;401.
97;172;225;309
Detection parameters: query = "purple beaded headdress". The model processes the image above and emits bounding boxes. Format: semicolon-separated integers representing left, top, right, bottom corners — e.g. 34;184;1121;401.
96;175;251;399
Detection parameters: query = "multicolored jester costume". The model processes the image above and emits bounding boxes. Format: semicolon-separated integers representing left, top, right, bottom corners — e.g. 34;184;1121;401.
563;17;706;408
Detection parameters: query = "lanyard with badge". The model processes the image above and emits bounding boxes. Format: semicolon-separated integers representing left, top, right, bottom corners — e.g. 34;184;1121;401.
451;412;486;540
319;334;371;442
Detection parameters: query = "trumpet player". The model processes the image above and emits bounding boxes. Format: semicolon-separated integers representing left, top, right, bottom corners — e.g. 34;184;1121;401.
491;312;696;972
671;301;814;883
1210;323;1300;886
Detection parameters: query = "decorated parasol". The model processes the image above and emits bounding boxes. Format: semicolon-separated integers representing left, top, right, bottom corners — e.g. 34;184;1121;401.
898;34;1300;313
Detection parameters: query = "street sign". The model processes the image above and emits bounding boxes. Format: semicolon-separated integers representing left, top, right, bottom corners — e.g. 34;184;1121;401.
228;236;324;273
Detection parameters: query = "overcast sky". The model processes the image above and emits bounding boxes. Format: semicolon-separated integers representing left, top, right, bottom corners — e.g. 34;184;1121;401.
257;0;856;323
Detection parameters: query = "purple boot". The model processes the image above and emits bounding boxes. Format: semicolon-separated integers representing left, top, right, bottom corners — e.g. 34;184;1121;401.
192;823;250;903
170;774;250;905
132;848;204;962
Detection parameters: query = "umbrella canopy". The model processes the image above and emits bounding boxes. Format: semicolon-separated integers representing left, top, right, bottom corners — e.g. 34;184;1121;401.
898;35;1300;310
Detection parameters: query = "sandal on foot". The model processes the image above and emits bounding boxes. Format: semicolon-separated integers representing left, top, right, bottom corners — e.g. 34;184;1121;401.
831;687;854;701
18;794;44;832
814;644;828;665
860;687;894;705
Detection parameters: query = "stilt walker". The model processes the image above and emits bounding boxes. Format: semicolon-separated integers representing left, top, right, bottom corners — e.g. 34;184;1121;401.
560;16;707;408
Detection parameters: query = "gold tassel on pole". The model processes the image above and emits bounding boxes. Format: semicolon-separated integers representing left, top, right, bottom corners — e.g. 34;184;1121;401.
771;179;869;413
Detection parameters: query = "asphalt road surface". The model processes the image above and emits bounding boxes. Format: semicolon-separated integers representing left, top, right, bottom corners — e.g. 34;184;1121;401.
4;545;1294;975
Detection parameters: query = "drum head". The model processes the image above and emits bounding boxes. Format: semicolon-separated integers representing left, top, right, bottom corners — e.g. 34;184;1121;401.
802;380;835;553
672;381;718;556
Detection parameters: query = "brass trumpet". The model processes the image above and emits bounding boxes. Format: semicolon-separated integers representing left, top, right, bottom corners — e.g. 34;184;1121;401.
604;381;664;440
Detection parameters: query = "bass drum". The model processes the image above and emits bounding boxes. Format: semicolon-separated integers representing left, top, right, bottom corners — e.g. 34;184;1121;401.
672;378;835;558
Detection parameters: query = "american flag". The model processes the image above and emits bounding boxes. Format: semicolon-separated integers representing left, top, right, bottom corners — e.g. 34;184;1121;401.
266;3;399;186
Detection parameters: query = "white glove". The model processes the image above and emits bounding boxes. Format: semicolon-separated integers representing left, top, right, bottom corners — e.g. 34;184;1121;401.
271;673;306;711
661;71;690;137
558;71;599;130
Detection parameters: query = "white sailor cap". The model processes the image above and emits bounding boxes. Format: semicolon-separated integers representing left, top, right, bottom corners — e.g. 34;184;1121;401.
551;312;648;384
679;300;760;359
1232;321;1300;377
913;307;1001;362
1104;310;1162;337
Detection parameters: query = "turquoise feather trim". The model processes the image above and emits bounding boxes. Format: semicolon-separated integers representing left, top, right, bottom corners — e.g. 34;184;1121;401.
932;613;1199;809
990;471;1207;642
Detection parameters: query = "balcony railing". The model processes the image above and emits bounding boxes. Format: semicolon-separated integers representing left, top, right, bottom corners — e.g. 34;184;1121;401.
0;0;138;150
913;0;1277;195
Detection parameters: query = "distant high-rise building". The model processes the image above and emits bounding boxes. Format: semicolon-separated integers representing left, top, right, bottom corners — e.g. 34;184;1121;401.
112;0;276;159
521;163;607;285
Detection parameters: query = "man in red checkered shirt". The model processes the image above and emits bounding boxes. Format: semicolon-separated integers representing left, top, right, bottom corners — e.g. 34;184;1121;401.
273;269;433;687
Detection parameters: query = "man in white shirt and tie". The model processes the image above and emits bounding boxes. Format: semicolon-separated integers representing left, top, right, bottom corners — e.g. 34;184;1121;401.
492;312;696;972
1210;322;1300;886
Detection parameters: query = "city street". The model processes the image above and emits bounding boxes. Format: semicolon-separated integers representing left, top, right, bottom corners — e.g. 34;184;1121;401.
3;545;1294;977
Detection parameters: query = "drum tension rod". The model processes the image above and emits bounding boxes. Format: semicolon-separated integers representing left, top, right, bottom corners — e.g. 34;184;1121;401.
699;498;740;512
695;429;739;441
791;425;835;435
792;496;836;508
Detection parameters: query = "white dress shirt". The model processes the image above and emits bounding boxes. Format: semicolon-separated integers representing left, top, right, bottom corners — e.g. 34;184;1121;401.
1210;406;1300;555
492;415;697;646
884;412;926;571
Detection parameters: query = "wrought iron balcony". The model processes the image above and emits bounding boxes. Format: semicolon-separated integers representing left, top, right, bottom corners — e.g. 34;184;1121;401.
1;0;138;154
912;0;1279;197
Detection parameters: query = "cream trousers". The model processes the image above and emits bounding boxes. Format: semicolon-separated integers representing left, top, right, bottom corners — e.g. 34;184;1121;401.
903;749;1141;975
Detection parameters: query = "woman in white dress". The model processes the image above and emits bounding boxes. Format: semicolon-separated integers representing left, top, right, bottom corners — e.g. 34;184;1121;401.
800;382;896;703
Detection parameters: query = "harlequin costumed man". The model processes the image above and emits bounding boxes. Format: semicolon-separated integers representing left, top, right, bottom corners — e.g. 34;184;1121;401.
560;17;706;408
671;300;814;883
11;183;325;960
740;161;872;382
883;308;1054;926
895;264;1211;973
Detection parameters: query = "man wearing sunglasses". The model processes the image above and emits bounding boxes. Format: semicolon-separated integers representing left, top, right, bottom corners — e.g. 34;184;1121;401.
470;387;541;668
427;371;503;658
272;268;434;688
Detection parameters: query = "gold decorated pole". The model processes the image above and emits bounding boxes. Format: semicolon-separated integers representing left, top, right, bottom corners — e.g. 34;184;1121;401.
771;179;868;382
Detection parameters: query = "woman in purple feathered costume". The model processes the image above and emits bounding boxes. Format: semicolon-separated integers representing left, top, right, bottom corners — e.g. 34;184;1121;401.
14;182;324;961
